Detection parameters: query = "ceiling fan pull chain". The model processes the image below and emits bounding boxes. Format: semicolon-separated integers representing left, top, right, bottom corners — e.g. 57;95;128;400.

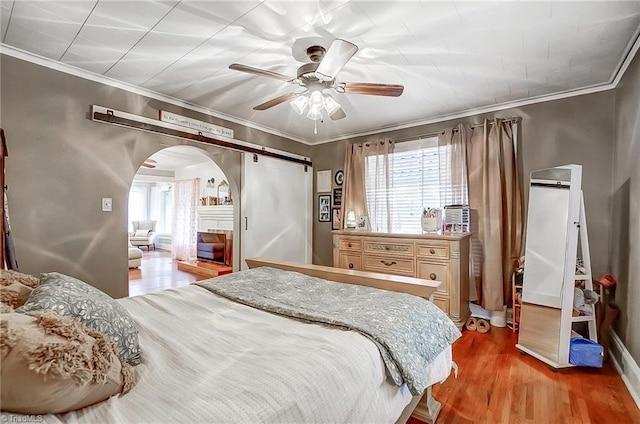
314;119;318;135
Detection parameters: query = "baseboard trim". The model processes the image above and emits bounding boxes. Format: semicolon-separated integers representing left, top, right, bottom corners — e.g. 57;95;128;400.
608;330;640;409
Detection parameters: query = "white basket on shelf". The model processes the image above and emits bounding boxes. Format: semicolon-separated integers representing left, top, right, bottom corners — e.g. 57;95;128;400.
421;209;442;233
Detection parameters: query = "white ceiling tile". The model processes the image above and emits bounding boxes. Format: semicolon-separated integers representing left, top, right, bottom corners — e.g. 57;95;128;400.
306;2;375;41
354;0;423;26
62;36;127;67
133;32;202;61
70;17;147;54
151;5;227;40
87;1;166;30
547;65;592;85
62;50;115;75
3;19;71;59
579;1;640;31
105;51;174;85
4;2;84;58
495;89;531;105
142;70;199;94
175;1;262;24
122;0;179;21
235;1;327;42
2;0;637;143
12;1;95;25
1;1;12;42
589;59;618;82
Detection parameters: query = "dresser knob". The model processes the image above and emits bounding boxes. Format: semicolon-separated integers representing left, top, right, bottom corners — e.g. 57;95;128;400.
385;246;390;250
429;273;437;280
348;243;352;247
430;248;436;254
348;263;354;269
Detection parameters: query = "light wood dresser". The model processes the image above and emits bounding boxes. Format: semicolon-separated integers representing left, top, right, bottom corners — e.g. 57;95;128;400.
332;230;471;328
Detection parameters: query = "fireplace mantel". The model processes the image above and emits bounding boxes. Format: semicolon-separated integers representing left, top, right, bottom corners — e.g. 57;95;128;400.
196;205;233;232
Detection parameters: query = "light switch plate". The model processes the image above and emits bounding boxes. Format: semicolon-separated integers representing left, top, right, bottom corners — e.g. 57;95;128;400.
101;197;113;212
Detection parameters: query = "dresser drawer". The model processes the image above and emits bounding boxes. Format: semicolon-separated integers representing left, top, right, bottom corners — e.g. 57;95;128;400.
364;241;414;256
417;261;450;294
431;295;450;315
416;243;449;260
338;239;362;251
364;254;415;276
338;252;362;271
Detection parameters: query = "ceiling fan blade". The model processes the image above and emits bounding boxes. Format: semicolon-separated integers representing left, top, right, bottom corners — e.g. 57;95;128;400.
330;106;346;120
338;82;404;97
142;159;157;169
315;39;358;81
229;63;293;82
253;93;299;111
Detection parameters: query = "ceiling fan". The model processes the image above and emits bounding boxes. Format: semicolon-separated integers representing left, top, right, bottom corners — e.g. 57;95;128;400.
229;39;404;127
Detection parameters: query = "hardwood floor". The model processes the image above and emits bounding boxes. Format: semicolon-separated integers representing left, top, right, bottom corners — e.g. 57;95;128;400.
128;249;208;296
131;253;638;422
410;328;640;424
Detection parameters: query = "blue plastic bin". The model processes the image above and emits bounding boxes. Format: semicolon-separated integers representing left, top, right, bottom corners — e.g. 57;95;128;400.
569;338;603;367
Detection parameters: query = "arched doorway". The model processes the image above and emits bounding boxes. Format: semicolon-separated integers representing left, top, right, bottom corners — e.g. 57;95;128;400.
127;146;233;295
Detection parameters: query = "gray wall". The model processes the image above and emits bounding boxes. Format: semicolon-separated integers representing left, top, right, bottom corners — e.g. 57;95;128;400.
311;91;616;282
612;52;640;363
0;54;310;298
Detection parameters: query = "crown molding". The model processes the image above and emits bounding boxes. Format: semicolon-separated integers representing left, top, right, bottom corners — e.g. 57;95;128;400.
2;33;639;147
0;44;313;146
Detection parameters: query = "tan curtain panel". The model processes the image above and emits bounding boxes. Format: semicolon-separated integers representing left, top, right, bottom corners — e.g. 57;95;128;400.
342;140;394;231
467;119;524;310
438;124;469;206
341;143;368;228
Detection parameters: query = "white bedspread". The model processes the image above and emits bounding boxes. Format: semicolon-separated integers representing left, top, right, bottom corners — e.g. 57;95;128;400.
33;284;452;424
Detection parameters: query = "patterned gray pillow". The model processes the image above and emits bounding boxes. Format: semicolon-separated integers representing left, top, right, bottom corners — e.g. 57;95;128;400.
16;272;141;365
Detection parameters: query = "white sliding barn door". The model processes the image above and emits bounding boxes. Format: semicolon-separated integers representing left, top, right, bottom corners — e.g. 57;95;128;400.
240;153;312;270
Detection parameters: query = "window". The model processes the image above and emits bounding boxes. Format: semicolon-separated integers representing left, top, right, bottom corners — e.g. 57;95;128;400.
128;185;148;232
128;182;173;234
364;137;467;233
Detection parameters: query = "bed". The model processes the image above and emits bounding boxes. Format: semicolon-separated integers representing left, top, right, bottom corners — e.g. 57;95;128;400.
1;258;460;423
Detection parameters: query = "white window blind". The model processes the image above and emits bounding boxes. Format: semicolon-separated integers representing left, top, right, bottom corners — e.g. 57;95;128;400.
364;137;468;233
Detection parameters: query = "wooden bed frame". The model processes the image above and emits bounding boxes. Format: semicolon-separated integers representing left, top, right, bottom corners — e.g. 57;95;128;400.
245;257;447;424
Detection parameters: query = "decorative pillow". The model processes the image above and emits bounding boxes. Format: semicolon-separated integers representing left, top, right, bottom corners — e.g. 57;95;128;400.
0;311;136;414
0;269;40;289
16;273;141;365
0;270;40;310
133;229;149;237
0;281;32;309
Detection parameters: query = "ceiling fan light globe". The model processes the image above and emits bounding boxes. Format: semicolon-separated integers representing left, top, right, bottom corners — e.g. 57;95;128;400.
323;95;341;115
306;108;323;121
290;95;308;115
309;90;324;106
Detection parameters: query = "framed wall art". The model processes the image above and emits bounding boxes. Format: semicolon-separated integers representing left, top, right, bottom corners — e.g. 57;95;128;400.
332;187;342;207
317;170;332;193
318;195;331;222
331;207;342;230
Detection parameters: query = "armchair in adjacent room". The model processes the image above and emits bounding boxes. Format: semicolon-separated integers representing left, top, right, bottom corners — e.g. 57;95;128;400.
130;220;157;250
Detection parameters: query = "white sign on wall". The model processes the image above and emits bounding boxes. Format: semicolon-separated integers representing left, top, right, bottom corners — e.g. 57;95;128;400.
159;110;234;138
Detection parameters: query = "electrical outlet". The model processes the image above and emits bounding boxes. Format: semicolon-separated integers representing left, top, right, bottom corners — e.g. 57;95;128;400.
101;197;113;212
